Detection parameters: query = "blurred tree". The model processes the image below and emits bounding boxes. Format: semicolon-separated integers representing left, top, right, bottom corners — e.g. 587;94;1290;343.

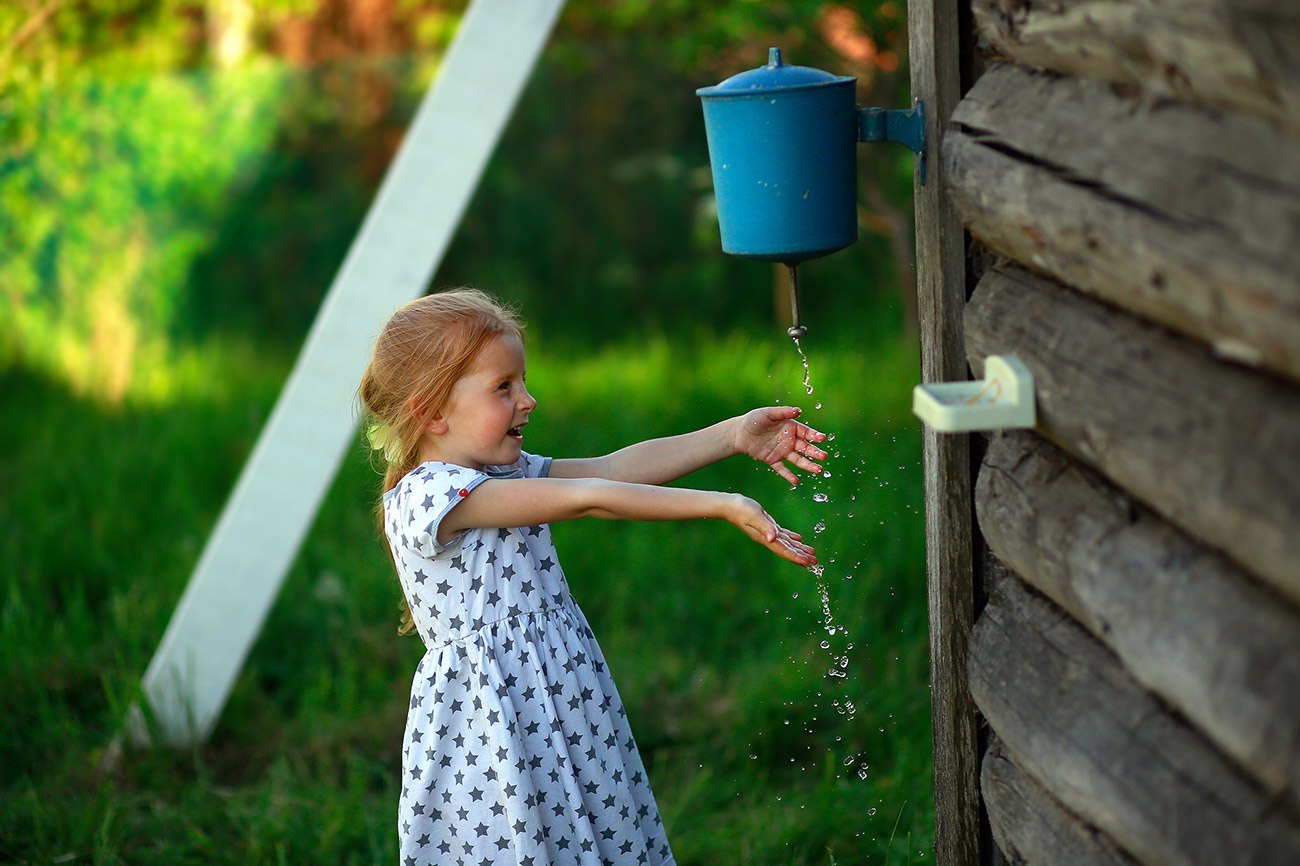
0;1;912;396
209;0;254;66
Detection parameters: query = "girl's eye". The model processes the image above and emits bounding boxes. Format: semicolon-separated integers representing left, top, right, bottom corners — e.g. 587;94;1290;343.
498;382;511;391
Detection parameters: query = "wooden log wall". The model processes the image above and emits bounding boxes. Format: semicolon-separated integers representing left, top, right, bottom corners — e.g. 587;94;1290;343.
932;0;1300;861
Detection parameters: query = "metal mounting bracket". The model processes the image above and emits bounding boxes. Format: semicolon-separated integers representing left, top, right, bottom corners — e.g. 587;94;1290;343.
858;100;927;184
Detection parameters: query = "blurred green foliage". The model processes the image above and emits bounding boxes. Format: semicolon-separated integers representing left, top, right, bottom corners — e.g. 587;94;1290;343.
1;0;913;391
1;66;291;394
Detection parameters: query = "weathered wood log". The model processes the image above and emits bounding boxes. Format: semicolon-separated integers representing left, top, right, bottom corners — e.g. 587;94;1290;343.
970;574;1300;865
945;63;1300;383
972;0;1300;136
978;430;1300;808
982;737;1138;866
910;0;983;861
964;265;1300;607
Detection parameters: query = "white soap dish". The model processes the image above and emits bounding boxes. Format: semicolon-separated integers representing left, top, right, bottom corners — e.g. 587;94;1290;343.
912;354;1036;433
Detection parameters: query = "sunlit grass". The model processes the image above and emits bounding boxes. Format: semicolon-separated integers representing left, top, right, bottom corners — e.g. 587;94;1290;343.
1;328;931;864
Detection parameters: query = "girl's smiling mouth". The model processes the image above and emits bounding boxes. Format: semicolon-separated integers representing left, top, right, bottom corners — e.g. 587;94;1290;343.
507;425;525;440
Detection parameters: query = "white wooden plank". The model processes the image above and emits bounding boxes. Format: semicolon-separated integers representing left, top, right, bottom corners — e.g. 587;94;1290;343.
132;0;567;745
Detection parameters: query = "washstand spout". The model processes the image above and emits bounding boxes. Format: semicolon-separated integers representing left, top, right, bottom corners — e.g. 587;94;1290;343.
785;263;808;340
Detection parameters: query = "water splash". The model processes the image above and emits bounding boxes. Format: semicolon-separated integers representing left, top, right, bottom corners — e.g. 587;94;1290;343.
809;564;853;687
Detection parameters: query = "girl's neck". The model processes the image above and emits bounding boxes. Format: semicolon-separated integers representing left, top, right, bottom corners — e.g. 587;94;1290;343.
416;440;484;472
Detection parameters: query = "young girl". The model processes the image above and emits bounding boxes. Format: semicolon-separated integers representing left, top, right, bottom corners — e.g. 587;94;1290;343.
359;289;828;866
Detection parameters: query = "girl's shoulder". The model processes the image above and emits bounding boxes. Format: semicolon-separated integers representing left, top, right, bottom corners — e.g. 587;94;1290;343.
493;452;553;480
384;461;484;503
382;452;551;503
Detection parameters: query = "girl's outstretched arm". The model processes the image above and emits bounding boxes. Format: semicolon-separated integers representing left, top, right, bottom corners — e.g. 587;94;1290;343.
550;406;830;486
439;477;817;566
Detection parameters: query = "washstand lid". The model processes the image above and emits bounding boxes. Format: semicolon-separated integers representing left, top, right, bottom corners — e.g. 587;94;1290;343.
696;47;854;98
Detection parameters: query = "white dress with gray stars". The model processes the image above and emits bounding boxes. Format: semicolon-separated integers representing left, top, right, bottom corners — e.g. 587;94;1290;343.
384;453;675;866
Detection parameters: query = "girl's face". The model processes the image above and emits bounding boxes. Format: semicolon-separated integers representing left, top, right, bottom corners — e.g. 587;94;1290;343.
424;332;536;470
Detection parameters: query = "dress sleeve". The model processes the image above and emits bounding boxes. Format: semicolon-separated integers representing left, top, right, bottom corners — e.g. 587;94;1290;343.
520;451;553;478
402;465;489;558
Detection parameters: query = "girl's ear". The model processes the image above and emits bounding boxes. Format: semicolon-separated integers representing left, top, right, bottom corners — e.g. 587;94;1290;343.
410;396;449;436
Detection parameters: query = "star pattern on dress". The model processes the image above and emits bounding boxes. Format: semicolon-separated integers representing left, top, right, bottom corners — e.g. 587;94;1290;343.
382;454;674;865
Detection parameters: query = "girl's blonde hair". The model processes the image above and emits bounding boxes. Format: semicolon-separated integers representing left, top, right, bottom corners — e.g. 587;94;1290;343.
358;288;524;633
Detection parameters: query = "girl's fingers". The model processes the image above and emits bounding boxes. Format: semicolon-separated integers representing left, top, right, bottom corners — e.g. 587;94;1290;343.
779;538;815;564
771;460;799;486
784;542;817;565
794;420;828;442
742;519;815;564
771;535;812;563
794;436;829;461
789;437;827;463
769;526;816;564
788;454;822;475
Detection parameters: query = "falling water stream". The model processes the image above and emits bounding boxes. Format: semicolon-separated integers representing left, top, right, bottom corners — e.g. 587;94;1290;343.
743;269;915;850
779;269;872;782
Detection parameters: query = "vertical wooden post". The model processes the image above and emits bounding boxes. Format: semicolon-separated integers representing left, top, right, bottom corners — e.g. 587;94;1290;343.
908;0;982;862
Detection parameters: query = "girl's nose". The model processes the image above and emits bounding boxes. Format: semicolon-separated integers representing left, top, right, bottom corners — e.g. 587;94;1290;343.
520;387;537;412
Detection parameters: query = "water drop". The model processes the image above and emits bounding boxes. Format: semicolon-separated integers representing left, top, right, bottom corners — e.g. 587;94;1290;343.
868;807;877;816
822;470;832;478
813;520;826;534
813;492;829;503
843;755;856;766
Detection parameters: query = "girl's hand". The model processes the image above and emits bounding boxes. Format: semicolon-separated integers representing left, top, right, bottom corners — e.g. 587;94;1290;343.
733;406;830;486
723;493;818;566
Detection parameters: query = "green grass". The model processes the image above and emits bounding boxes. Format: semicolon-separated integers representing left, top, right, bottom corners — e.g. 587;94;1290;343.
1;327;932;865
